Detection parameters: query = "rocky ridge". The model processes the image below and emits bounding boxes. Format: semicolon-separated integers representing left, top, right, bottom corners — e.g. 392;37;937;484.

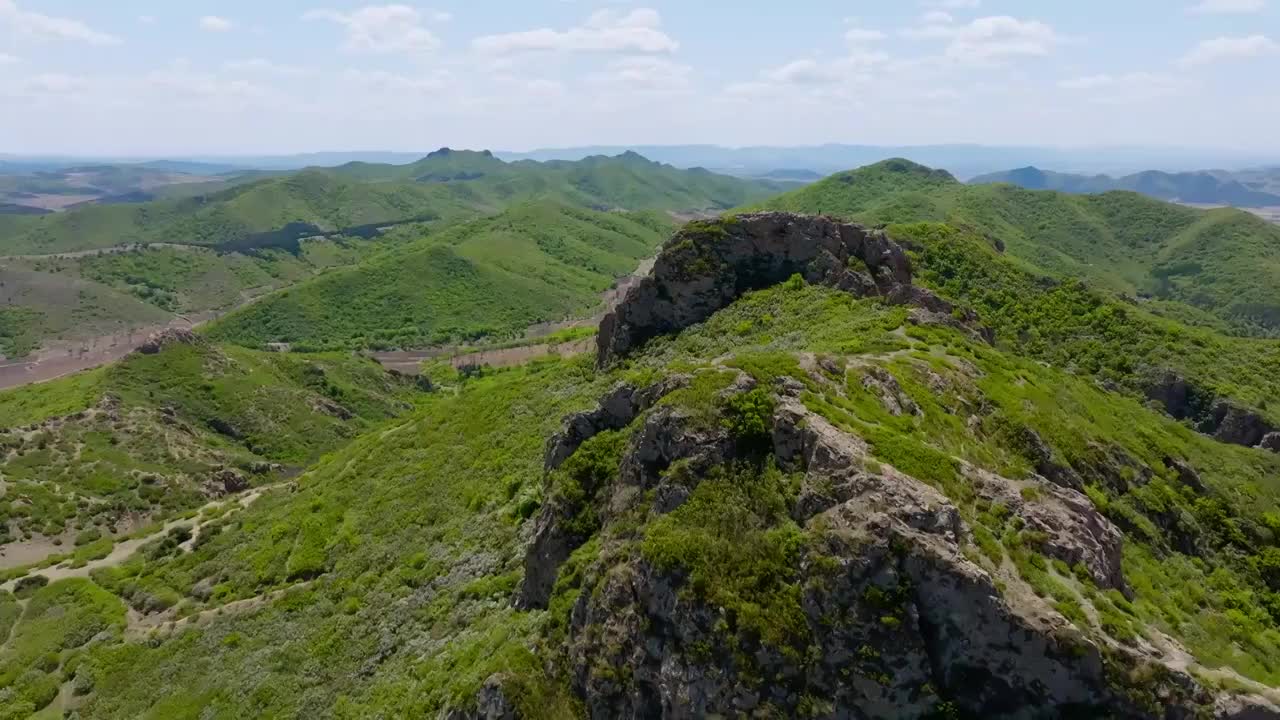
513;368;1279;718
596;212;984;367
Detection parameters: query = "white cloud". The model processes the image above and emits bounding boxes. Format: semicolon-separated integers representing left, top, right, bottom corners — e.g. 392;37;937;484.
0;52;16;64
922;11;955;26
339;69;449;94
845;27;887;44
472;8;678;55
594;56;692;93
1188;0;1266;14
1058;72;1181;102
23;72;88;95
760;51;890;86
138;15;156;25
1180;34;1279;66
199;16;234;32
0;0;121;45
929;0;981;7
908;15;1059;62
223;59;309;76
305;5;441;54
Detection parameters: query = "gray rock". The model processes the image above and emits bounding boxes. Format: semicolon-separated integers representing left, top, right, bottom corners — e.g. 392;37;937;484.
597;213;982;366
135;328;203;355
1261;432;1280;453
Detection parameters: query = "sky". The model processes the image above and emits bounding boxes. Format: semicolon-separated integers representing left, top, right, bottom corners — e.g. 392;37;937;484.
1;0;1279;155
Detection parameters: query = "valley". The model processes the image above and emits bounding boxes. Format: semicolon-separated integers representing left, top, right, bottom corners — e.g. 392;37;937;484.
2;154;1280;719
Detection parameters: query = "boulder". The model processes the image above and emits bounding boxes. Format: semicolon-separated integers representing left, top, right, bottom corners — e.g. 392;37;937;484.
135;328;202;355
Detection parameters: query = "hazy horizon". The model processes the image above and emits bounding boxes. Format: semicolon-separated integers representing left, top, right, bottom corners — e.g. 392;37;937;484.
3;1;1279;156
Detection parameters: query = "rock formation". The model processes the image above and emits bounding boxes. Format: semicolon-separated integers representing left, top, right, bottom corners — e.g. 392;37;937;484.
1146;371;1278;452
135;328;203;355
597;213;983;367
514;375;1265;718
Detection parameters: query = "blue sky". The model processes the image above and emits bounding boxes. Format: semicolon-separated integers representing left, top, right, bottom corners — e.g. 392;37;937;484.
1;0;1278;155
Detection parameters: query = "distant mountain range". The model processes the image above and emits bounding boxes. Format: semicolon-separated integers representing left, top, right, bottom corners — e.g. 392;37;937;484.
7;144;1280;181
969;166;1280;208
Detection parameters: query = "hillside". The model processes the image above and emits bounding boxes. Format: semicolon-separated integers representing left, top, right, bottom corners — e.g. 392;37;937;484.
0;151;779;257
5;215;1280;717
204;203;672;350
0;268;172;358
970;166;1280;208
0;330;423;568
754;159;1280;337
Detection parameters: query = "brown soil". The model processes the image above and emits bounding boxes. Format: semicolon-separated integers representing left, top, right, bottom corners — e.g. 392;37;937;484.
0;317;198;390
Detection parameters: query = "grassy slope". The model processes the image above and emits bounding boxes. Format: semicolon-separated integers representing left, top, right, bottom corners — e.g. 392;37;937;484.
0;338;423;551
0;268;172;357
0;153;778;257
204;203;672;350
752;159;1280;336
19;277;1278;719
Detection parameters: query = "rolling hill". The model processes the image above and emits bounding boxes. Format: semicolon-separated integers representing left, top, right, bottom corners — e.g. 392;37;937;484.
970;166;1280;208
203;202;673;350
0;150;780;257
753;159;1280;336
4;211;1280;717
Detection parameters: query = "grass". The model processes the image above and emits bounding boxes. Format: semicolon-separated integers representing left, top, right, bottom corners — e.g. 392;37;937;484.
750;158;1280;337
204;202;670;350
0;267;170;358
0;338;424;548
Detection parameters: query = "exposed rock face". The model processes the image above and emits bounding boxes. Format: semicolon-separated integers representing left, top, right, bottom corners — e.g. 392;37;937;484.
519;380;1251;719
135;328;202;355
543;376;689;472
1146;371;1277;451
1262;433;1280;453
597;213;982;366
519;376;695;610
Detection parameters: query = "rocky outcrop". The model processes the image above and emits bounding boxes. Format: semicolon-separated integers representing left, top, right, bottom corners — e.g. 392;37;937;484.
1146;371;1278;453
596;213;984;366
522;378;1249;718
543;377;689;472
135;328;203;355
519;376;697;610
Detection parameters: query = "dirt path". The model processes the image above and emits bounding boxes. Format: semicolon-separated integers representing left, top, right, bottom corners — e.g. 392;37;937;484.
0;483;283;592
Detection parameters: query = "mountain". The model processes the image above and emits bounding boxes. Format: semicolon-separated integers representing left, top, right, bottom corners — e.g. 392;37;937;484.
0;151;778;257
971;166;1280;208
498;144;1280;179
204;202;673;350
754;159;1280;337
5;209;1280;717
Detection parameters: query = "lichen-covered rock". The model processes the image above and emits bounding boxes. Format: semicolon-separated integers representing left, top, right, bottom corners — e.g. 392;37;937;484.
135;328;202;355
543;376;689;472
536;384;1245;718
1261;433;1280;453
1145;371;1275;450
597;213;981;366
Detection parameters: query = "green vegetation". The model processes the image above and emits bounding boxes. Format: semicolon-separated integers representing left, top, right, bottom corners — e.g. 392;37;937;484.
205;203;670;350
0;337;423;553
2;157;1279;717
0;151;775;257
752;158;1280;336
0;268;170;358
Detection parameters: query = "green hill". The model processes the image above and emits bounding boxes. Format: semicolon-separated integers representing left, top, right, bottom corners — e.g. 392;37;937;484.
204;203;672;350
0;333;423;558
11;226;1280;717
970;166;1280;208
0;151;780;258
0;268;171;358
752;159;1280;336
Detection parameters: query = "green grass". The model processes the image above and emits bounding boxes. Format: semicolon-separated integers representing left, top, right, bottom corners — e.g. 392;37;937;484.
0;267;170;358
750;158;1280;337
0;338;424;549
204;202;670;350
